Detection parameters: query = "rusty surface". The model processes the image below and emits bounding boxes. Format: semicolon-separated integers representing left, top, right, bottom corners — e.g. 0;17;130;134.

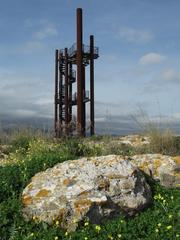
54;49;59;137
76;8;84;136
58;51;63;137
90;35;95;136
82;64;86;137
65;48;69;134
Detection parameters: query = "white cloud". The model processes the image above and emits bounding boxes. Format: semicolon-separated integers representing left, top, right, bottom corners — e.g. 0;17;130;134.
24;18;58;39
24;18;51;28
0;70;53;118
161;69;177;81
15;109;37;117
142;68;180;94
160;69;180;82
25;41;43;49
33;24;58;39
35;98;53;105
19;41;44;53
118;27;153;43
139;52;166;65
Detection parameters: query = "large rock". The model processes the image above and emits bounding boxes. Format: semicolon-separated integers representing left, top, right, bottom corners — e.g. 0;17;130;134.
22;155;151;231
130;154;180;188
118;135;150;147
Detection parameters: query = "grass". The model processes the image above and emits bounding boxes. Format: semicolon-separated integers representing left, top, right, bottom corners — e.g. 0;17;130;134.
0;131;180;239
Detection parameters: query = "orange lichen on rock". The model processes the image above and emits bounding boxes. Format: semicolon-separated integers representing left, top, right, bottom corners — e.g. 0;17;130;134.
35;189;51;198
78;190;89;197
74;199;92;215
22;195;33;205
173;156;180;165
63;178;76;186
74;199;91;208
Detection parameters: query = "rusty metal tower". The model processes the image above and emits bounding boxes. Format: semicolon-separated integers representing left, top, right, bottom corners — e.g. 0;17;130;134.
54;8;99;137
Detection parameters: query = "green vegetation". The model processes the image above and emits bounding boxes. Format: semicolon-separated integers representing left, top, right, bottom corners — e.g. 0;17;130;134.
0;132;180;239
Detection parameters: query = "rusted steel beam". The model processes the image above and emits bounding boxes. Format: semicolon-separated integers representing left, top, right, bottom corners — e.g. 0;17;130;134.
82;64;86;136
90;35;95;136
65;48;69;134
54;49;59;137
58;51;63;137
76;8;84;136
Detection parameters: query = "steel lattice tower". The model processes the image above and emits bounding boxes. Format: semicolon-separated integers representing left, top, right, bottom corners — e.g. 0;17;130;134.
54;8;99;137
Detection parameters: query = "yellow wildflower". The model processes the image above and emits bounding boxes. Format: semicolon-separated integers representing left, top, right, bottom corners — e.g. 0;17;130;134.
155;228;159;233
56;220;59;225
117;234;122;238
84;222;89;226
84;237;88;240
65;232;68;236
55;237;58;240
157;223;161;227
108;235;113;240
166;225;172;230
95;225;101;232
168;214;173;219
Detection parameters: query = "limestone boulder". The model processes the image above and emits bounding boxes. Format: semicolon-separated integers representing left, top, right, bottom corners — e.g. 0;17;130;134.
130;154;180;188
118;135;150;147
22;155;151;231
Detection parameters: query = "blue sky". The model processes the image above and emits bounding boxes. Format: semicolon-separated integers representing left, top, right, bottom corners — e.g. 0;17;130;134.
0;0;180;128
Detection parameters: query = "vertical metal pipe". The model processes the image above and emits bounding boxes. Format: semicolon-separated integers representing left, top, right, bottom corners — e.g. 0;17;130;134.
90;35;95;136
65;48;69;135
58;51;63;137
82;64;86;136
69;62;73;125
76;8;83;136
54;49;59;137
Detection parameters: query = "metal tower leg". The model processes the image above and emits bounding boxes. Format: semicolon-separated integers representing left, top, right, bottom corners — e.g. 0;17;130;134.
54;49;59;137
65;48;69;135
76;8;84;136
69;62;73;134
58;51;63;137
90;35;95;136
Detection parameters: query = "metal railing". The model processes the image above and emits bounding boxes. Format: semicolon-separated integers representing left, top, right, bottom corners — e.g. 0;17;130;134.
68;43;99;56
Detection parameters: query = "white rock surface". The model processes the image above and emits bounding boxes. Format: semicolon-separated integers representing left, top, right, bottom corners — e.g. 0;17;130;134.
116;135;150;147
22;155;151;231
130;154;180;188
